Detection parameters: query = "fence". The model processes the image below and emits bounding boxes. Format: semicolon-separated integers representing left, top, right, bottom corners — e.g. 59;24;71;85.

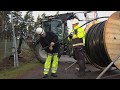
0;38;29;61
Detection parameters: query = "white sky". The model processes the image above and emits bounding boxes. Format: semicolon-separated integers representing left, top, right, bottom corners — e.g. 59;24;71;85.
22;11;116;33
22;11;116;21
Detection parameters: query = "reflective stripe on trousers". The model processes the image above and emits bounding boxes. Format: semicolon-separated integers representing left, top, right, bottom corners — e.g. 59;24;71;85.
73;43;85;47
43;53;58;74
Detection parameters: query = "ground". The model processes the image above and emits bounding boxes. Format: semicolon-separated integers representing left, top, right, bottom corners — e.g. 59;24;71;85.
14;55;120;79
1;50;120;79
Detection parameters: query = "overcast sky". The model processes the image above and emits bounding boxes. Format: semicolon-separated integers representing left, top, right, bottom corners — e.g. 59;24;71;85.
22;11;116;21
22;11;116;33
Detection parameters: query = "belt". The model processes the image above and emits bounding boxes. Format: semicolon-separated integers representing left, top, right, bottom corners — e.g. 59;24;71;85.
73;43;85;47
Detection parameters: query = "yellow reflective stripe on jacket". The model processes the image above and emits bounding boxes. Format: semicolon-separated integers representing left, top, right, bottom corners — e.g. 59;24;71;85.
73;43;85;47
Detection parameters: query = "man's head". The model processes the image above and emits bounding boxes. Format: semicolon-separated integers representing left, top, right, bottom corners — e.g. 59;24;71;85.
72;19;79;27
36;28;46;37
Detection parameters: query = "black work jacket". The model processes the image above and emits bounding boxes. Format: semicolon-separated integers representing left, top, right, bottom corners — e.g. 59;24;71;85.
40;31;60;54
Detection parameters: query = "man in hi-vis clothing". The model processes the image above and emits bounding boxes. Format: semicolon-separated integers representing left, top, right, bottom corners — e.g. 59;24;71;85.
36;28;59;78
69;19;90;77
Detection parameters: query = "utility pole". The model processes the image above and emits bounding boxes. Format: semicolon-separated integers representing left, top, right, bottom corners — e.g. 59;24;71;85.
11;11;19;68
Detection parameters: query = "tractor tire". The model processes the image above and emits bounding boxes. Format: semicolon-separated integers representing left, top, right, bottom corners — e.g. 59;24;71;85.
34;42;62;64
34;42;47;64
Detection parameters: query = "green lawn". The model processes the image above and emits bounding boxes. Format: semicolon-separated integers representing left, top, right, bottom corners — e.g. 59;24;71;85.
0;60;41;79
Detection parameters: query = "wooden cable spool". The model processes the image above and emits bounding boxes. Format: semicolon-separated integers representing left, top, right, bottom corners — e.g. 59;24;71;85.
85;11;120;70
85;20;99;33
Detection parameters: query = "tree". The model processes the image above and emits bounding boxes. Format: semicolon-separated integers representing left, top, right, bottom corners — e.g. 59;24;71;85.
0;11;10;40
34;14;42;30
23;11;35;34
12;11;23;37
41;13;46;19
56;11;59;15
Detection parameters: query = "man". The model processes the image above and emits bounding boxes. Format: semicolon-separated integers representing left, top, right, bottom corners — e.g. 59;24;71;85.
35;27;59;78
69;19;90;77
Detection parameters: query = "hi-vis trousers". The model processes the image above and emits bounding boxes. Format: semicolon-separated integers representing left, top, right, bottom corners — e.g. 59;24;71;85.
43;53;58;75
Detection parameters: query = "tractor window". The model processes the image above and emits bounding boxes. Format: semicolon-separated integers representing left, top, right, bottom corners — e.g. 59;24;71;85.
42;20;62;40
42;21;51;32
51;21;62;40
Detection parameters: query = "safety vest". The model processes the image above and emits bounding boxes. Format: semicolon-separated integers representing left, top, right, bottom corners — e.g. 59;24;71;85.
71;25;86;46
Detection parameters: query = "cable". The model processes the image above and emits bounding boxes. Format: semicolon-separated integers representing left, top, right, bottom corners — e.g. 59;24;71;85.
42;16;109;50
80;16;109;27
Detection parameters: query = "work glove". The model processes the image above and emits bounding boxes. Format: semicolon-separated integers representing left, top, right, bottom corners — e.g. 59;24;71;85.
69;33;73;39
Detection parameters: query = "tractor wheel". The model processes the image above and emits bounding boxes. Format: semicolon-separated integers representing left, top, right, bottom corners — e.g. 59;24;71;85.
34;42;62;64
34;42;47;64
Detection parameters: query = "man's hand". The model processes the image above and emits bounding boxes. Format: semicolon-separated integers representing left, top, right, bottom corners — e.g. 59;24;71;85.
49;45;53;51
50;42;55;46
49;42;55;51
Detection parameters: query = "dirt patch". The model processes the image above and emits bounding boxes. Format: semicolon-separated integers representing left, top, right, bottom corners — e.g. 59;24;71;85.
0;56;27;70
0;57;14;70
0;48;37;70
20;48;36;62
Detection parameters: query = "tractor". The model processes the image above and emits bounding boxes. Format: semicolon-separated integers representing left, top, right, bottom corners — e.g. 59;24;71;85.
17;11;98;63
18;12;77;63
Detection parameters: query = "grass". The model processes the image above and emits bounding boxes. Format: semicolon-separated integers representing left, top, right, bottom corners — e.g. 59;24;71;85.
0;60;41;79
0;40;41;79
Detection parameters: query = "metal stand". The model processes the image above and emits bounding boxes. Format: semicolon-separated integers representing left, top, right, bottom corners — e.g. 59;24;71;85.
65;60;77;71
65;51;90;71
96;53;120;79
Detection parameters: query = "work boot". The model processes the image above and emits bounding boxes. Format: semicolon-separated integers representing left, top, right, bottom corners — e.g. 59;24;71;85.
75;68;91;73
85;69;91;73
78;60;86;71
43;74;48;78
51;73;58;77
75;71;85;77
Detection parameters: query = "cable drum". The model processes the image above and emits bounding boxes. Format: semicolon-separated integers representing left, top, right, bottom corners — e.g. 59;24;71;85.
85;11;120;70
85;20;99;33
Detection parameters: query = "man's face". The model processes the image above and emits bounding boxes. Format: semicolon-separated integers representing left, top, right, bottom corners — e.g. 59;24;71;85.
72;23;78;29
40;32;46;37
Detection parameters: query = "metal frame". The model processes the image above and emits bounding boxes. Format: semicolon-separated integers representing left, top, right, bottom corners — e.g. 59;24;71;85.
65;60;77;71
96;53;120;79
